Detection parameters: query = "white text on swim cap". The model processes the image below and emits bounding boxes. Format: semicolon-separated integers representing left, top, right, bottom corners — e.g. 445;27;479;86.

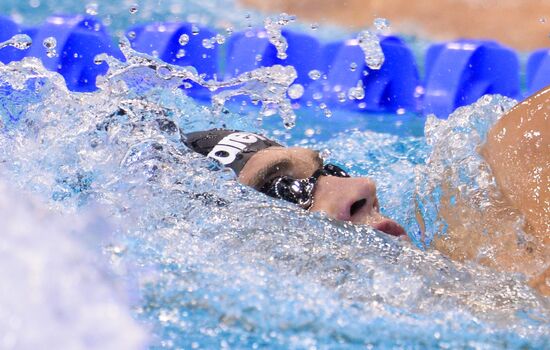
207;132;267;165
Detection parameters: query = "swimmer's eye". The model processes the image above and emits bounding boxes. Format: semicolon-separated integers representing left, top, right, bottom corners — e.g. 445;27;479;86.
259;163;350;209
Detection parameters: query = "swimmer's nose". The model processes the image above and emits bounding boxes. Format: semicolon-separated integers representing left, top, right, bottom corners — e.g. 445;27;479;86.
309;175;406;237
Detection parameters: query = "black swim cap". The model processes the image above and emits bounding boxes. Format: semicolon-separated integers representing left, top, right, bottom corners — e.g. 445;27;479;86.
184;129;281;174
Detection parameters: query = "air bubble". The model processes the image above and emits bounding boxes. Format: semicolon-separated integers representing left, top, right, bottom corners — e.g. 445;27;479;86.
127;31;136;39
350;62;357;71
191;25;200;35
310;23;319;30
176;49;185;58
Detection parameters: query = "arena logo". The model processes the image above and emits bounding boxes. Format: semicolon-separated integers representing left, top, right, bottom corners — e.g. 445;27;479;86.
207;132;268;165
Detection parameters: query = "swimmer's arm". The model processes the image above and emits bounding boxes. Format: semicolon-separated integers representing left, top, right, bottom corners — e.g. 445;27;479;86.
479;86;550;239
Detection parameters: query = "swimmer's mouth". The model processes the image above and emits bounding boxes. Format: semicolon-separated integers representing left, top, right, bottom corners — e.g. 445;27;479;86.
373;220;406;237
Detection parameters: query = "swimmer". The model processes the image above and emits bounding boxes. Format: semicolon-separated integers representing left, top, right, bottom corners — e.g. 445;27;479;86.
184;128;407;238
184;85;549;294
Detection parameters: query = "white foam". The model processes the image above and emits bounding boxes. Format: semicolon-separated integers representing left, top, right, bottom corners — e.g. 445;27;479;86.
0;180;146;350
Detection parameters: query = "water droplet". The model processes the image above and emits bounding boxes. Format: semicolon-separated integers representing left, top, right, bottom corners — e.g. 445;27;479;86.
226;27;234;36
310;23;319;30
255;54;262;62
176;49;185;58
129;4;139;14
191;25;200;35
214;34;225;45
127;31;136;39
308;70;321;80
350;62;358;71
151;50;159;58
305;128;315;137
85;2;98;16
43;36;57;58
29;0;40;8
287;84;304;99
374;18;391;33
244;13;251;19
178;34;189;46
348;82;365;100
2;34;33;50
43;36;56;49
540;17;547;23
357;28;384;70
202;39;213;49
337;92;346;103
264;13;294;62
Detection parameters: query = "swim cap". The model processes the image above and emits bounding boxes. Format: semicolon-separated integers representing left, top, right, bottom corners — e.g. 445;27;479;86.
184;129;281;174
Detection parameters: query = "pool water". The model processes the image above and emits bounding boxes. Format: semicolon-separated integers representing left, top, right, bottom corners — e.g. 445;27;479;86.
0;2;549;349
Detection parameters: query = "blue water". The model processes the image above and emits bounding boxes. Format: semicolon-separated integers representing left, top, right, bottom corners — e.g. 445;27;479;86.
0;2;548;349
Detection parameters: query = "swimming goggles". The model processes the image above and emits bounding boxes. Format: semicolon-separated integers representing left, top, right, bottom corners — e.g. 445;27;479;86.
259;163;350;209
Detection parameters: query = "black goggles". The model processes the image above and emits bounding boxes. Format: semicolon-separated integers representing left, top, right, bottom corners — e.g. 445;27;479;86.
259;163;350;209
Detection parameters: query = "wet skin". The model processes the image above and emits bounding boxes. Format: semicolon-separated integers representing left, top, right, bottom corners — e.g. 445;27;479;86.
238;146;407;237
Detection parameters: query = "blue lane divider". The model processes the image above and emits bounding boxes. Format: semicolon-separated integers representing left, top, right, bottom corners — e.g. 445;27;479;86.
23;15;122;92
526;49;550;95
1;15;542;119
423;39;520;118
224;29;276;78
128;22;219;99
314;35;419;113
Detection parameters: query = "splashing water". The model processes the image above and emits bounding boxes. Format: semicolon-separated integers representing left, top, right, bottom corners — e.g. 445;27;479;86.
357;18;391;70
264;13;296;60
0;18;549;350
94;36;298;127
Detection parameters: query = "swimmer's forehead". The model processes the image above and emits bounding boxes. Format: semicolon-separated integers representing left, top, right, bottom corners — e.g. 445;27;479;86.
238;146;323;188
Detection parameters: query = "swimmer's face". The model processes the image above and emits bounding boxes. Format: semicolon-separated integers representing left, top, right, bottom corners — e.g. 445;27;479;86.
238;146;406;237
